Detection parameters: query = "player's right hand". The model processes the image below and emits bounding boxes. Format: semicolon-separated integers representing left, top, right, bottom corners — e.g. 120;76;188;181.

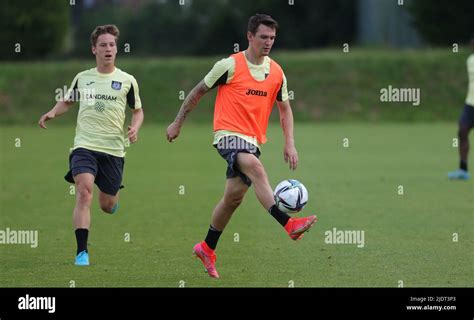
166;121;181;142
38;111;55;129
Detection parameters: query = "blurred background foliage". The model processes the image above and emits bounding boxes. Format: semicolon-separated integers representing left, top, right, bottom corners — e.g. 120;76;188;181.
1;0;472;60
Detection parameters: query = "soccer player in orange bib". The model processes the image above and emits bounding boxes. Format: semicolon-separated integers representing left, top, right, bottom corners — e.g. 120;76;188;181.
166;14;317;278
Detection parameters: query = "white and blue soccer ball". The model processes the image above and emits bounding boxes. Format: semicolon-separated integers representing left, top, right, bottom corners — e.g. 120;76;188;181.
273;179;308;214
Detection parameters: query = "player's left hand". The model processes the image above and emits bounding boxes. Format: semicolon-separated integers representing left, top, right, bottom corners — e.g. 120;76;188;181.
128;126;138;143
284;143;298;170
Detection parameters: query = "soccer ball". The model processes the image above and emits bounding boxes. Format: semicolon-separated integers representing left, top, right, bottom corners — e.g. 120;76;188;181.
273;179;308;214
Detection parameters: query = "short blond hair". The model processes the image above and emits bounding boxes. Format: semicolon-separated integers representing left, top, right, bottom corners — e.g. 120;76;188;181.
90;24;120;47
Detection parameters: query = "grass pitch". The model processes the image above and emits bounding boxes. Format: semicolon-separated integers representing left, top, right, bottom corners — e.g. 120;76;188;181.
0;123;472;287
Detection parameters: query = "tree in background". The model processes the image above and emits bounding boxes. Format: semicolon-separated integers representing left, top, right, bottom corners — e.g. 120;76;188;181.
0;0;69;60
237;0;355;48
0;0;356;59
409;0;474;45
190;0;356;54
70;0;356;57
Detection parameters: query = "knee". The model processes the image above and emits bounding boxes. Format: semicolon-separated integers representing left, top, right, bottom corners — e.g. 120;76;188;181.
76;185;93;205
247;162;267;181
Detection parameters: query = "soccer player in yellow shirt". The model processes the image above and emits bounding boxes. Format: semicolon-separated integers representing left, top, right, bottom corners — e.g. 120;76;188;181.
449;35;474;180
38;25;144;266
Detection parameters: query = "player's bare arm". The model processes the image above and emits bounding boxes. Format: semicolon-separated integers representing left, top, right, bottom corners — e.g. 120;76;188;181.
38;99;74;129
128;108;144;143
277;99;298;170
166;80;211;142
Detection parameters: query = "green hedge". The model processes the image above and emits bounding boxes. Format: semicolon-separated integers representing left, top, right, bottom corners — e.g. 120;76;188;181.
0;49;470;124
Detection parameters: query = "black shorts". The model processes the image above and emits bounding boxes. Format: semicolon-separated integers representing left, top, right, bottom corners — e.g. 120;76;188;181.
64;148;124;196
459;104;474;129
214;136;260;187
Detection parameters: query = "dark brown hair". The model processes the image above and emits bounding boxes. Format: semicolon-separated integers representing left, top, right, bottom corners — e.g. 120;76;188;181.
247;14;278;35
90;24;120;47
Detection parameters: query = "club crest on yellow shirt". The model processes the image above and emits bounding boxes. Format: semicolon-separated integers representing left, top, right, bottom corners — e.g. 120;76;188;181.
111;81;122;90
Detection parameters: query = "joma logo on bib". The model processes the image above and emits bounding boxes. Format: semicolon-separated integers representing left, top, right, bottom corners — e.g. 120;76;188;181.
245;89;267;97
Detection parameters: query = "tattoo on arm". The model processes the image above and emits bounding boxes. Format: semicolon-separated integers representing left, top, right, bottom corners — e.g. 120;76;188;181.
175;80;210;124
278;100;295;144
280;116;286;131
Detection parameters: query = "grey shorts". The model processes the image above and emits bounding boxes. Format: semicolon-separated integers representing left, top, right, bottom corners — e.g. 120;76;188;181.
214;136;260;187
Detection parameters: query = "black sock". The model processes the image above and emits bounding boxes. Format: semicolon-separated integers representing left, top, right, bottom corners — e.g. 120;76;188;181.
269;205;291;227
204;225;222;250
75;229;89;255
460;160;468;171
